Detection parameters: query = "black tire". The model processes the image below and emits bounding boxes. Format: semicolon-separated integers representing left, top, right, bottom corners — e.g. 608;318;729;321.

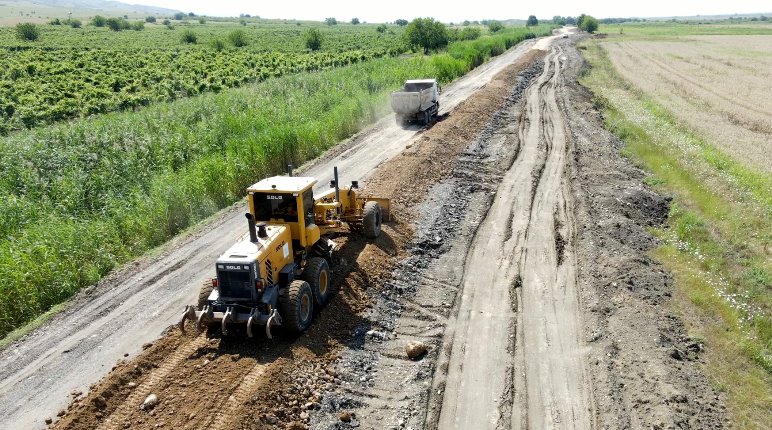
423;110;430;125
279;280;314;333
395;115;404;126
363;201;382;239
198;280;214;310
303;257;335;306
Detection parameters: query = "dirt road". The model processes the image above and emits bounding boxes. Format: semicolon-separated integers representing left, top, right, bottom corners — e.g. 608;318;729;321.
0;39;537;430
438;46;592;429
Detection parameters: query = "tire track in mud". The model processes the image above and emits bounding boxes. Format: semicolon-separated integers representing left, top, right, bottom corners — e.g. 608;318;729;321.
98;335;210;430
436;46;592;429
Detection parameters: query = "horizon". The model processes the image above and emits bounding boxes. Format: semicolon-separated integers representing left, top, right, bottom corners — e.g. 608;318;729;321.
123;0;771;23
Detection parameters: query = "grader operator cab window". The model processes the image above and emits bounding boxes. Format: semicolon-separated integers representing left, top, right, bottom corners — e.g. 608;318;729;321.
253;193;298;222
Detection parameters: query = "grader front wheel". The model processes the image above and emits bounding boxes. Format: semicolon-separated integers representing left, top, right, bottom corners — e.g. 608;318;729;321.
363;201;382;239
303;257;335;306
279;280;314;333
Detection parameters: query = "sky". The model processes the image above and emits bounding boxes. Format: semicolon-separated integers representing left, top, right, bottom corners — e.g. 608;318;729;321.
127;0;771;22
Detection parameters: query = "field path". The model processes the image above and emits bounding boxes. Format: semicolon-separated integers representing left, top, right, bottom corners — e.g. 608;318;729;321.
0;38;537;430
437;46;593;429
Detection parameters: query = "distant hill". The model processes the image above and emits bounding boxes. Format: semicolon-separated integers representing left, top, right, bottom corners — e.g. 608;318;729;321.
0;0;181;25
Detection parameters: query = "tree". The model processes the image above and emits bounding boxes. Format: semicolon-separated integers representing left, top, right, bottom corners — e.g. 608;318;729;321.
174;12;185;20
404;17;448;55
305;28;323;51
526;15;539;26
376;24;387;33
580;15;599;33
198;18;206;24
145;16;156;23
576;14;587;28
15;23;39;41
325;17;337;25
488;20;504;33
228;29;248;47
91;15;107;27
350;17;360;25
395;19;408;26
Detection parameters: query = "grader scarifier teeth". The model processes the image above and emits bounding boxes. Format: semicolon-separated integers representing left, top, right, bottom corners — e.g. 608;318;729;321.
221;306;234;336
197;305;212;333
247;308;258;338
265;309;282;339
178;305;197;334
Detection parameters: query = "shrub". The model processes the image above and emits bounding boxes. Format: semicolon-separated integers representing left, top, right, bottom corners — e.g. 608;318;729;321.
49;18;61;25
325;17;337;25
228;29;248;47
210;38;226;51
305;28;323;51
459;27;481;40
162;19;171;26
239;19;247;26
181;29;197;43
580;16;599;33
106;17;130;31
376;24;387;33
351;17;360;25
92;15;107;27
395;19;408;26
131;21;144;31
15;23;39;41
67;18;82;28
145;16;156;23
198;18;206;24
488;21;504;33
174;12;185;20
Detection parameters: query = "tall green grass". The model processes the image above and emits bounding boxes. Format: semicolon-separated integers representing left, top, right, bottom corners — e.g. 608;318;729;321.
0;26;551;338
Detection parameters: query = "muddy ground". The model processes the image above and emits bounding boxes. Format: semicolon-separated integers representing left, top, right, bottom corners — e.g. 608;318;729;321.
46;37;726;430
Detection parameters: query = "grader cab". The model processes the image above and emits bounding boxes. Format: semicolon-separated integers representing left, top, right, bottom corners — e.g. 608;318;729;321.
179;167;389;338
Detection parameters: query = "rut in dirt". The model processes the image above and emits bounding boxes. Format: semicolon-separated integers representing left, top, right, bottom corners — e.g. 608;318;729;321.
436;46;592;429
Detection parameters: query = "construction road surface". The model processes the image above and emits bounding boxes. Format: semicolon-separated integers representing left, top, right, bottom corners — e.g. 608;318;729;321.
437;46;592;430
0;38;538;430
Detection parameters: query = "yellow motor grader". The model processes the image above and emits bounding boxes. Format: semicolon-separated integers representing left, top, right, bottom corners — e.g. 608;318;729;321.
179;167;389;338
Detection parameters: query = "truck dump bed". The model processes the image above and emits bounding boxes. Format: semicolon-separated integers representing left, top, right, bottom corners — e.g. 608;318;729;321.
390;80;436;114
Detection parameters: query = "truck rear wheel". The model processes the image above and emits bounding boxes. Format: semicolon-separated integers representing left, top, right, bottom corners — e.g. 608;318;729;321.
279;280;314;333
363;201;382;239
303;257;335;306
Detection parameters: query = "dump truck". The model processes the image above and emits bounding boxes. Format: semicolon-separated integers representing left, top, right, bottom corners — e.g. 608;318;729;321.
391;79;440;126
179;167;389;338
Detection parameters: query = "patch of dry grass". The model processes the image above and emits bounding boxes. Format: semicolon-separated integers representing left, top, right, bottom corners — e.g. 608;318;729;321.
601;36;772;173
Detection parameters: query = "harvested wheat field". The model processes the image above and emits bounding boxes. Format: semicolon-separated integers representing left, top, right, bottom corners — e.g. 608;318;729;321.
602;36;772;173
